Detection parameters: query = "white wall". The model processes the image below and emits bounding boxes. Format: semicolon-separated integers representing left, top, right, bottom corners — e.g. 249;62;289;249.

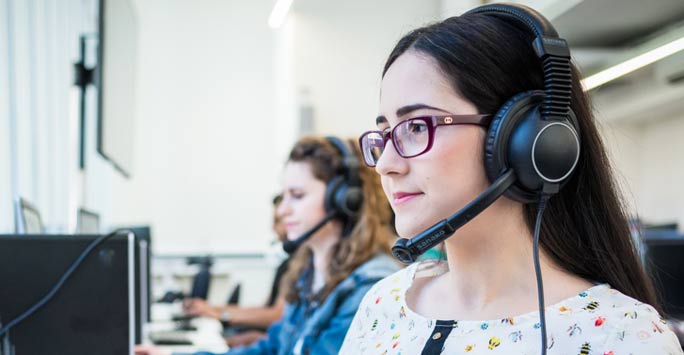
603;114;684;230
636;114;684;227
0;0;11;233
0;0;451;252
100;0;451;254
105;0;281;254
7;0;39;221
601;121;643;216
292;0;441;138
440;0;482;18
1;0;87;233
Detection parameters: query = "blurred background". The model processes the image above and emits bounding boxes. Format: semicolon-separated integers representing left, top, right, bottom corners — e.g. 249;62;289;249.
2;0;684;304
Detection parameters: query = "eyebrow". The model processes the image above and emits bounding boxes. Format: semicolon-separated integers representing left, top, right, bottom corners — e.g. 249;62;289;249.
376;103;452;126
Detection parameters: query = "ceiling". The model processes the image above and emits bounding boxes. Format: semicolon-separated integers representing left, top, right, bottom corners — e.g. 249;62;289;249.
553;0;684;47
540;0;684;123
287;0;684;123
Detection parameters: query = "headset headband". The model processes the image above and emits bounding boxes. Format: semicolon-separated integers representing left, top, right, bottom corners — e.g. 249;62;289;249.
466;3;572;121
326;136;360;185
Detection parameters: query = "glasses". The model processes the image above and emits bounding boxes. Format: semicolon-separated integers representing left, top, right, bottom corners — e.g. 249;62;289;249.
358;114;492;167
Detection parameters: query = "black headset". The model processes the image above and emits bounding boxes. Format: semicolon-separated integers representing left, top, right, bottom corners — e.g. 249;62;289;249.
392;3;581;263
391;7;581;355
468;8;580;355
324;136;364;222
472;3;581;203
282;137;363;253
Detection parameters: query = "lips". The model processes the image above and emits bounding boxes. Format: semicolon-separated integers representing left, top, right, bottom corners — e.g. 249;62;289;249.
392;191;423;206
284;222;298;231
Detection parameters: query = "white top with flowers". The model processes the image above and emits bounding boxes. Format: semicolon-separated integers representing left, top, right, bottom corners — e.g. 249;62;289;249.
340;260;683;355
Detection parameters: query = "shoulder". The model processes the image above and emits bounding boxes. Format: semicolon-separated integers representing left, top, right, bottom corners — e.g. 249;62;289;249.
357;260;443;307
316;255;403;322
342;262;439;354
329;254;403;304
564;285;683;354
347;253;403;286
365;259;422;290
603;298;682;353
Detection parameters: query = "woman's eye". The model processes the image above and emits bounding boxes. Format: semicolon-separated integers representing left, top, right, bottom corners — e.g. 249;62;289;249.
407;121;428;133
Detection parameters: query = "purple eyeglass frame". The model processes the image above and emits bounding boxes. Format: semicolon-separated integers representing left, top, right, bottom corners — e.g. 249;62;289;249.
358;114;492;167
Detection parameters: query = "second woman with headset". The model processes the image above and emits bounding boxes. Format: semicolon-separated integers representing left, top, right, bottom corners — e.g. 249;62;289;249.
136;136;399;355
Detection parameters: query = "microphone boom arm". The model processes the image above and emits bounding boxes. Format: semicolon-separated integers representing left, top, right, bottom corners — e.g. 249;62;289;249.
282;210;338;254
392;170;517;264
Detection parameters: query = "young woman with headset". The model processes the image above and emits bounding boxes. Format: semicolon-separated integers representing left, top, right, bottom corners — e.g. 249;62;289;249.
341;4;683;355
136;136;400;355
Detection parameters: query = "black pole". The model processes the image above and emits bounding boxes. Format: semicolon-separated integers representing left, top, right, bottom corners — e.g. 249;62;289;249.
73;35;93;170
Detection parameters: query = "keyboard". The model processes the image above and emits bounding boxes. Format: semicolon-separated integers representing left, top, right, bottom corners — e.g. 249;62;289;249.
148;330;194;345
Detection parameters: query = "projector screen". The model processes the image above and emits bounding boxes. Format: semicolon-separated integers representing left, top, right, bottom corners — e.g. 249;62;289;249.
96;0;138;177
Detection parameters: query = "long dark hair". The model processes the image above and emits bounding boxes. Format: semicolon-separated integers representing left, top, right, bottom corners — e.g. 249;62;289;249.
383;13;660;309
281;137;395;303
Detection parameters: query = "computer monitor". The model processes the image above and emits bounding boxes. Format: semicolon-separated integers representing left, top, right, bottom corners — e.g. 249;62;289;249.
643;236;684;320
0;234;136;355
13;198;44;234
111;226;152;325
187;256;212;300
133;235;150;343
190;265;211;300
76;208;101;234
96;0;138;177
644;222;679;231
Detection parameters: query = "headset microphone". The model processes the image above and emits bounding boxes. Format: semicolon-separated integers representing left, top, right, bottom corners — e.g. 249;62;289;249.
392;169;516;264
282;210;338;254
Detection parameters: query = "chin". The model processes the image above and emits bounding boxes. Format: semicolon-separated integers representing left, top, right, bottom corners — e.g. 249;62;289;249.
395;220;422;239
395;211;443;239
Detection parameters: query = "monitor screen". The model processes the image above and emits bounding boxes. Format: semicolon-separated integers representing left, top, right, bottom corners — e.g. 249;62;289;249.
190;266;211;300
76;208;101;234
0;234;135;355
96;0;139;177
14;198;44;234
643;236;684;320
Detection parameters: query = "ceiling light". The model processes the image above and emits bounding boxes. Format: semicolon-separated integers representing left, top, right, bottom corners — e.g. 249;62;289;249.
268;0;293;29
582;36;684;91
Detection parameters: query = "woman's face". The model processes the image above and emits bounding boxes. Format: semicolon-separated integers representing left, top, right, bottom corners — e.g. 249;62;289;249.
376;51;490;239
277;161;331;243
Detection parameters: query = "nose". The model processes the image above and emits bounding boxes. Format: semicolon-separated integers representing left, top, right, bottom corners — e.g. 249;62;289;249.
276;197;291;219
375;138;408;177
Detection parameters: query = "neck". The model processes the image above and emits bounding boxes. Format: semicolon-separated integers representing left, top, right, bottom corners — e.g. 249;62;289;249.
307;223;342;293
439;199;587;318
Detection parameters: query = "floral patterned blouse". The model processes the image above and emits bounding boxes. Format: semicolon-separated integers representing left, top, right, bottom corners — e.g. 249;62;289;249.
340;260;683;355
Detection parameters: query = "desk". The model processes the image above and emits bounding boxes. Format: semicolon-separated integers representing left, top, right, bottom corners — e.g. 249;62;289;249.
142;304;229;354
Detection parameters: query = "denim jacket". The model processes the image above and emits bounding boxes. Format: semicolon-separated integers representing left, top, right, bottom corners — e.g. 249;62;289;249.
194;253;400;355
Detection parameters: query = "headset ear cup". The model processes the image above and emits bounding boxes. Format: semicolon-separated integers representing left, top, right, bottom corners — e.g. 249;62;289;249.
511;113;580;188
485;90;580;203
485;91;544;203
338;185;363;217
327;180;363;219
323;136;364;226
324;176;344;215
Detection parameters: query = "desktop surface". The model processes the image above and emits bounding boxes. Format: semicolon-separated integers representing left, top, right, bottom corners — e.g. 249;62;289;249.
144;309;228;354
